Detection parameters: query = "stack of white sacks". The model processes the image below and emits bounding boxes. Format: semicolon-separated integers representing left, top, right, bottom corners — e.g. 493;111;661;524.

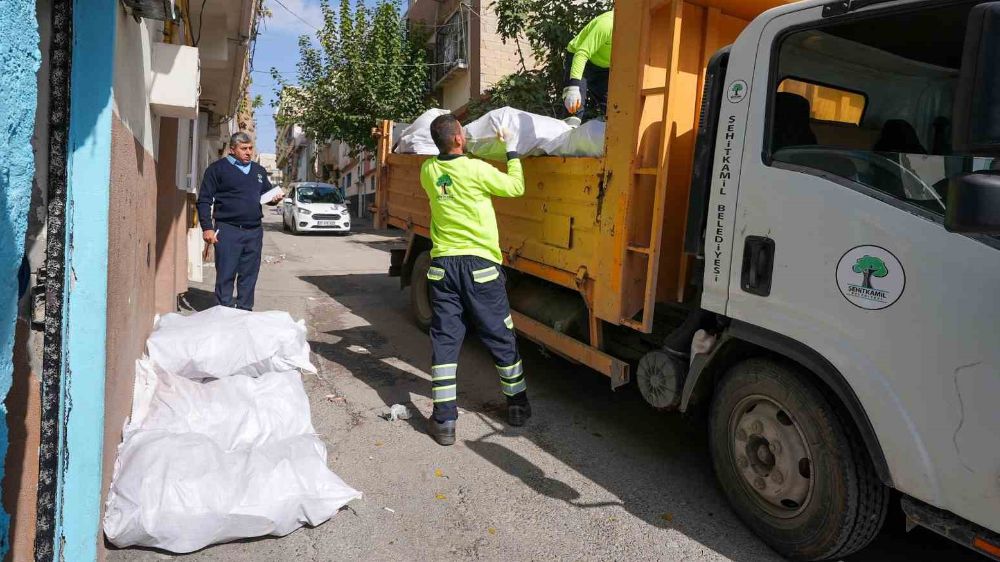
395;106;606;159
103;306;362;554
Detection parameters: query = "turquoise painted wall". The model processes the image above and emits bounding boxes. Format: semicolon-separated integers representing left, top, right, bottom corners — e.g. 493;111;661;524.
0;0;40;557
56;1;116;560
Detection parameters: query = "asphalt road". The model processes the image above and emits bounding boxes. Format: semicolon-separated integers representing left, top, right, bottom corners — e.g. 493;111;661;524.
107;211;987;562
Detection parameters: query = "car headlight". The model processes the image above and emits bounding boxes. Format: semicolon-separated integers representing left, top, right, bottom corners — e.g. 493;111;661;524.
297;207;311;216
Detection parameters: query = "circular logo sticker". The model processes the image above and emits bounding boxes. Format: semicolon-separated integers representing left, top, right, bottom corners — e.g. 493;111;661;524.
727;80;748;103
836;246;905;310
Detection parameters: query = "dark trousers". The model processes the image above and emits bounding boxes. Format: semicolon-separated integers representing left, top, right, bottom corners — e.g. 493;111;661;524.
428;256;527;422
214;222;263;310
564;50;609;119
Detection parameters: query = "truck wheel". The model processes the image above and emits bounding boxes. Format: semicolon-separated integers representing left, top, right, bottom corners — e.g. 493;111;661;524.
409;251;433;332
708;359;888;561
637;350;684;410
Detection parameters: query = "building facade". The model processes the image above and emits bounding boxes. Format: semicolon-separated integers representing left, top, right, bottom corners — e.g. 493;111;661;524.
406;0;533;112
0;0;259;559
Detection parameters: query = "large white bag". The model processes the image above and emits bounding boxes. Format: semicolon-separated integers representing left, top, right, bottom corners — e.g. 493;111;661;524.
464;106;571;161
539;119;606;157
103;362;362;553
147;306;316;379
395;108;450;154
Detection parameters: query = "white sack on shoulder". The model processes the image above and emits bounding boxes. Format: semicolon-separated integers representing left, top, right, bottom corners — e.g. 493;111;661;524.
395;108;450;154
539;119;606;157
147;306;316;379
463;106;571;161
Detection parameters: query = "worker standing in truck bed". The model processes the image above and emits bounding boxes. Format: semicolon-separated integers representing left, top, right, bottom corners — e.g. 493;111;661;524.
419;114;530;446
563;10;614;126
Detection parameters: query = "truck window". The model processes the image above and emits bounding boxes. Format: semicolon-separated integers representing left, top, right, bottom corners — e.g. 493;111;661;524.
768;2;996;218
777;78;865;126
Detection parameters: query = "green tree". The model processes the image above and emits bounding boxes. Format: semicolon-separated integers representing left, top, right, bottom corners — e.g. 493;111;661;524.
273;0;432;153
469;0;613;119
853;256;888;289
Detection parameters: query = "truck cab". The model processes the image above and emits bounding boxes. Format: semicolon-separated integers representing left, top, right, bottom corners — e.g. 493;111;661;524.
687;0;1000;558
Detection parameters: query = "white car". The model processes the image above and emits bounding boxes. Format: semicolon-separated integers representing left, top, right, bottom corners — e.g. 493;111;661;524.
282;182;351;234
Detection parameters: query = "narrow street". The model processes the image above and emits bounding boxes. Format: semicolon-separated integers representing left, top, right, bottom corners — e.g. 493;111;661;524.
107;211;983;562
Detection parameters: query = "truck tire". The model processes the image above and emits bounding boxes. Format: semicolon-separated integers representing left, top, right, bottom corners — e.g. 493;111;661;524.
708;359;888;561
410;250;433;332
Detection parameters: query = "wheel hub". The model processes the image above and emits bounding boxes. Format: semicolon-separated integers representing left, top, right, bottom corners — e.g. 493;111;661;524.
730;395;814;518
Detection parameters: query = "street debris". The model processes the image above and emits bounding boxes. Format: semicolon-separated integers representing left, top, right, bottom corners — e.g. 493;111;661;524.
382;404;412;421
263;253;287;265
384;507;396;514
103;310;360;553
326;393;346;404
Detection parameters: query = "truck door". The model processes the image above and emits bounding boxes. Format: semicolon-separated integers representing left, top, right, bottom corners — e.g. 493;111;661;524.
729;1;999;532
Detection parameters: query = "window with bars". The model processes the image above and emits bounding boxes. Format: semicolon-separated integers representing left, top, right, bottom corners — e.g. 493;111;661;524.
433;10;468;85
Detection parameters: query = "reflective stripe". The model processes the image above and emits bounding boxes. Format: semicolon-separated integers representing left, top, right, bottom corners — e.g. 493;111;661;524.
427;266;445;281
432;384;457;403
501;379;527;396
431;364;458;381
497;361;523;380
504;315;514;329
472;266;499;283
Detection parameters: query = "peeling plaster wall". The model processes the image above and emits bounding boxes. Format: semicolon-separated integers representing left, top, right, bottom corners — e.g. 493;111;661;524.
0;0;41;557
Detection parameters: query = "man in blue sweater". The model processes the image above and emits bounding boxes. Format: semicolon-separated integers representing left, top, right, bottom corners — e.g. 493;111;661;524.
197;132;283;310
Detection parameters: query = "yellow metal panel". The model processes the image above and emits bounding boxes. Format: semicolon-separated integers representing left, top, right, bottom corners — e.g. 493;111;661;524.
542;214;573;249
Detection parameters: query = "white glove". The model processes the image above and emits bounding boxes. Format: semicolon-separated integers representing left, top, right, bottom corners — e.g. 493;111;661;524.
494;126;518;153
563;85;582;114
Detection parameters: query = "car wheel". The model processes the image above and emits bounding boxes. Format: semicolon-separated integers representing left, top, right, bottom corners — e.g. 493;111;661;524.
709;358;888;561
410;251;433;332
282;215;290;232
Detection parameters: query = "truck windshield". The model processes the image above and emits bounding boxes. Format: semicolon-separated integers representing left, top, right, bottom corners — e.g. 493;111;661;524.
768;1;992;218
296;186;343;204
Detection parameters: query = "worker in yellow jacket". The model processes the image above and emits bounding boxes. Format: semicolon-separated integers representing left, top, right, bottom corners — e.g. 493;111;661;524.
419;114;529;446
563;10;614;125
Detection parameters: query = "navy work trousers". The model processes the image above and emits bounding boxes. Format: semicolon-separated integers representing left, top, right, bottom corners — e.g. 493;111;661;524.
214;222;264;310
428;255;527;422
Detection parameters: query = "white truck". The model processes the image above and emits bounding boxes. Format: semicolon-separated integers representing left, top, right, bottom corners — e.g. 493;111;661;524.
378;0;1000;559
686;0;999;559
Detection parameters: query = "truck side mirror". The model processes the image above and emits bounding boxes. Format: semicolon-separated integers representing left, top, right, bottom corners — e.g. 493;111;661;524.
953;2;1000;154
945;172;1000;234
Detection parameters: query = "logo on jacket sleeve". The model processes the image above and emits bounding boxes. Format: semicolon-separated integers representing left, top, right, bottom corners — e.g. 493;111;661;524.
436;174;453;200
257;173;264;184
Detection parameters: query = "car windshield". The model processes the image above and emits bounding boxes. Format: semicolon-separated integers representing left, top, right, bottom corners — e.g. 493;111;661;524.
296;186;343;204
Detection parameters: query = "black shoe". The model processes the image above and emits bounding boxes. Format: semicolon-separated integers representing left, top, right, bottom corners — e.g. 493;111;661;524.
507;403;532;427
427;417;456;446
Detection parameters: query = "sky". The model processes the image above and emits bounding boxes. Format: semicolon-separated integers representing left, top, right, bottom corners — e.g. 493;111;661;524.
251;0;325;154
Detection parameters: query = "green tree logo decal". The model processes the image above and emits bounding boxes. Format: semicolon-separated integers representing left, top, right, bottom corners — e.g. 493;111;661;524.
731;83;744;98
436;174;453;197
853;255;888;289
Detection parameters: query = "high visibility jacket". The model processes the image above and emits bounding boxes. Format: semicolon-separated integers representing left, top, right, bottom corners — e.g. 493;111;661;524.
419;154;524;264
567;11;614;80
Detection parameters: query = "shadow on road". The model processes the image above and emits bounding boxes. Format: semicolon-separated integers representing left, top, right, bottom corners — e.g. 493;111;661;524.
299;272;985;562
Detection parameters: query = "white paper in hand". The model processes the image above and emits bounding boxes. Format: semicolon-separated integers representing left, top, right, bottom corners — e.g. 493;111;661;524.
260;186;283;204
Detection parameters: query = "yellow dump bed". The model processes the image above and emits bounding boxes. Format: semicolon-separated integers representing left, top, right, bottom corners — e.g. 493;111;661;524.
374;0;798;374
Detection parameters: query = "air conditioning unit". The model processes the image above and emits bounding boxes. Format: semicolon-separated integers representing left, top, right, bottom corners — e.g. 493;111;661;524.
149;43;200;119
123;0;176;21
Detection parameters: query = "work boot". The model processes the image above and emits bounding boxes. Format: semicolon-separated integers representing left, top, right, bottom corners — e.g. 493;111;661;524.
427;417;456;446
507;402;532;427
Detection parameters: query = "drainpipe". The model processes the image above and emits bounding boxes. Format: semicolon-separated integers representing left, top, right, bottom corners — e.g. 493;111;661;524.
34;0;72;558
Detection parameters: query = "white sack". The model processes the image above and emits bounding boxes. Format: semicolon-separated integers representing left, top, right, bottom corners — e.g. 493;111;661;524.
539;119;606;157
103;431;361;553
395;108;450;154
129;361;315;451
147;306;316;379
103;362;362;553
464;106;571;161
